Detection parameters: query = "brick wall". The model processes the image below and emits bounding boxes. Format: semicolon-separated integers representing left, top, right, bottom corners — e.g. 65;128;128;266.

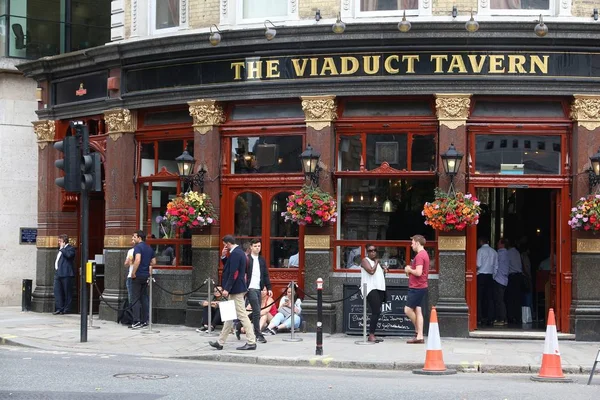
188;0;220;29
434;0;477;16
124;0;131;38
299;0;337;19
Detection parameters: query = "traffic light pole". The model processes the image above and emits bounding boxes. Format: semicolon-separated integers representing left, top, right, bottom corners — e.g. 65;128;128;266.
77;125;89;343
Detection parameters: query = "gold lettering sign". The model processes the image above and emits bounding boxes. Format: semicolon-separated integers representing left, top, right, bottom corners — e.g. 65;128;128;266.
230;54;550;81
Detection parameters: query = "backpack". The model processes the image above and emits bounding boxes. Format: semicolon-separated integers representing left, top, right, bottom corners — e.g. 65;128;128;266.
117;299;134;325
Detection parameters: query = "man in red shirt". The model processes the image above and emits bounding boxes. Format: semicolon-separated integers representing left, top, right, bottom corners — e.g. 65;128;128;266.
404;234;429;344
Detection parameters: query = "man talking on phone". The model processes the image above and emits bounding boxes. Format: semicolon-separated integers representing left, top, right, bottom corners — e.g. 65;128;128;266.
209;235;257;350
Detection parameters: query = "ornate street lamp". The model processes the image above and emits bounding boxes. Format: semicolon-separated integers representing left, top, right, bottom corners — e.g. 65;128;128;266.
299;144;321;187
175;150;206;193
440;143;464;195
589;147;600;192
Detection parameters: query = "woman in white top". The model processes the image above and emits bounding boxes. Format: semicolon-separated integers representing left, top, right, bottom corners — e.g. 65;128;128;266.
361;244;388;343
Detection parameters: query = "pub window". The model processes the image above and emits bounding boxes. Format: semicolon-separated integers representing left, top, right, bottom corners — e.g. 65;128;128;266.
220;0;299;25
335;178;436;271
151;0;184;33
137;139;192;267
144;110;192;126
472;101;565;118
230;103;304;120
343;101;433;117
337;132;435;172
344;0;432;17
474;134;561;175
478;0;559;16
230;135;303;174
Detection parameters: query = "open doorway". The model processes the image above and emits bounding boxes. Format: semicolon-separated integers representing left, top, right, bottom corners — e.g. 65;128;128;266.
475;188;555;331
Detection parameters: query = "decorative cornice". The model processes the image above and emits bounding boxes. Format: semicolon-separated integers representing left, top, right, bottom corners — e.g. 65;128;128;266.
571;95;600;131
576;238;600;253
434;94;471;129
437;235;466;251
369;161;403;174
104;235;133;249
37;236;78;248
301;95;337;131
191;234;221;248
304;234;330;250
104;108;134;141
33;120;56;149
188;99;225;134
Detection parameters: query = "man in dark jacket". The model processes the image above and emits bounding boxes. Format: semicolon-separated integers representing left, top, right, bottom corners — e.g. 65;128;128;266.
54;234;75;315
245;238;272;344
209;235;257;350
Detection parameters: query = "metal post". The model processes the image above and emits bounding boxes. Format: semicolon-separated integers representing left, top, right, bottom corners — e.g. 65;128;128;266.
205;279;217;336
79;126;89;343
142;270;159;334
315;278;323;355
283;281;302;342
88;264;100;330
355;282;375;345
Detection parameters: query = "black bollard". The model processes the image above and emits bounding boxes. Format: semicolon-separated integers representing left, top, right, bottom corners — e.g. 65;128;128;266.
316;277;323;356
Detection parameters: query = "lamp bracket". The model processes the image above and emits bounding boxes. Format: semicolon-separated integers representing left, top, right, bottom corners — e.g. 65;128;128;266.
588;167;600;193
181;168;207;193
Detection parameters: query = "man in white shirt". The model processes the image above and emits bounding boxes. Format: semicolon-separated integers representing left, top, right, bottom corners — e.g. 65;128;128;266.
476;237;497;326
493;239;509;326
245;238;272;344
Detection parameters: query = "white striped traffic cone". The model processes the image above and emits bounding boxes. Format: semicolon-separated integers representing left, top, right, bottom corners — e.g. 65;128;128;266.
530;308;573;383
413;307;456;375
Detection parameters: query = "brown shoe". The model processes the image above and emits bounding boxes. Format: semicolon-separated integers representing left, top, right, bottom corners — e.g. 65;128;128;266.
407;338;424;344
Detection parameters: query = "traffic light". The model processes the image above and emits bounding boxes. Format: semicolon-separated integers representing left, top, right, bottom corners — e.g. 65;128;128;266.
81;152;102;192
54;136;81;192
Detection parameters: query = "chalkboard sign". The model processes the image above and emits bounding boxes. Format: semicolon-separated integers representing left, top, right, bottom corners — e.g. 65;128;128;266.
343;285;415;336
20;228;38;245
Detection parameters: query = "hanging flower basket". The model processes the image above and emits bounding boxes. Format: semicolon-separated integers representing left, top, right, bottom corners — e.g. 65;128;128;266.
159;191;218;236
282;185;337;227
422;188;481;232
568;194;600;232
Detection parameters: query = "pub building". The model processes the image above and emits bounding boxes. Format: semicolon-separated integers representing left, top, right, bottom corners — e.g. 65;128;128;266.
20;6;600;341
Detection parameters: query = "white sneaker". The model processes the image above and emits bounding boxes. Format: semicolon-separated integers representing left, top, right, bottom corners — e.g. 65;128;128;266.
130;322;142;329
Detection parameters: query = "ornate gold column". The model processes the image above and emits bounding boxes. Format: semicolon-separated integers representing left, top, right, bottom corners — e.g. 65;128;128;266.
186;99;225;326
434;93;472;337
300;95;338;333
100;108;137;321
569;95;600;340
33;120;78;312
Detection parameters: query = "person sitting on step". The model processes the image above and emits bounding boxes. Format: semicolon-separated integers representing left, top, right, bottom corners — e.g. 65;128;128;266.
263;283;302;335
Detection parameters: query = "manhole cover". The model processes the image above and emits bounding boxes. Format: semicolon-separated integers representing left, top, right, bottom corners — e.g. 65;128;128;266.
113;373;169;380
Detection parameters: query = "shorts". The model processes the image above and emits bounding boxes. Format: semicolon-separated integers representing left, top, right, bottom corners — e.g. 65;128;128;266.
406;288;428;309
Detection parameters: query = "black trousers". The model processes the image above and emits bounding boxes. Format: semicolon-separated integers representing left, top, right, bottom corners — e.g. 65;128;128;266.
131;277;149;324
54;276;73;313
493;281;507;322
202;306;222;327
367;290;385;335
506;273;524;323
477;273;495;324
247;288;262;336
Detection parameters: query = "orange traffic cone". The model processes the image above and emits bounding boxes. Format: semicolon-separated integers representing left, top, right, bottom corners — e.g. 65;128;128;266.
413;307;456;375
530;308;573;383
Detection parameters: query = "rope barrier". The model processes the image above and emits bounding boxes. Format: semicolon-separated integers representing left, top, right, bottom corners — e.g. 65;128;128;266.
151;278;208;296
296;286;361;304
211;282;287;311
93;282;140;312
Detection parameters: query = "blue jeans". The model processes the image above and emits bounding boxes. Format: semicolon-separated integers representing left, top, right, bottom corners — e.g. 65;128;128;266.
271;312;301;329
126;277;133;304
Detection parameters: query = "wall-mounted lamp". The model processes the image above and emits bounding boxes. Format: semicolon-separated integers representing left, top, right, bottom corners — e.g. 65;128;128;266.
452;5;458;19
594;8;598;21
209;24;222;46
300;144;321;187
35;87;43;102
589;147;600;192
465;10;479;32
534;14;548;37
398;11;411;33
315;9;321;22
175;150;206;193
441;143;464;196
264;20;277;40
332;12;346;34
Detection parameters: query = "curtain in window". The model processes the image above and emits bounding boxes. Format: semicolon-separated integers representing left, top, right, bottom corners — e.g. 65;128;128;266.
168;0;179;25
490;0;522;9
360;0;418;11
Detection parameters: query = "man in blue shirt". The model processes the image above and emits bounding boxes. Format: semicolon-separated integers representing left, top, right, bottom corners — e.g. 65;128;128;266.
130;230;156;329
